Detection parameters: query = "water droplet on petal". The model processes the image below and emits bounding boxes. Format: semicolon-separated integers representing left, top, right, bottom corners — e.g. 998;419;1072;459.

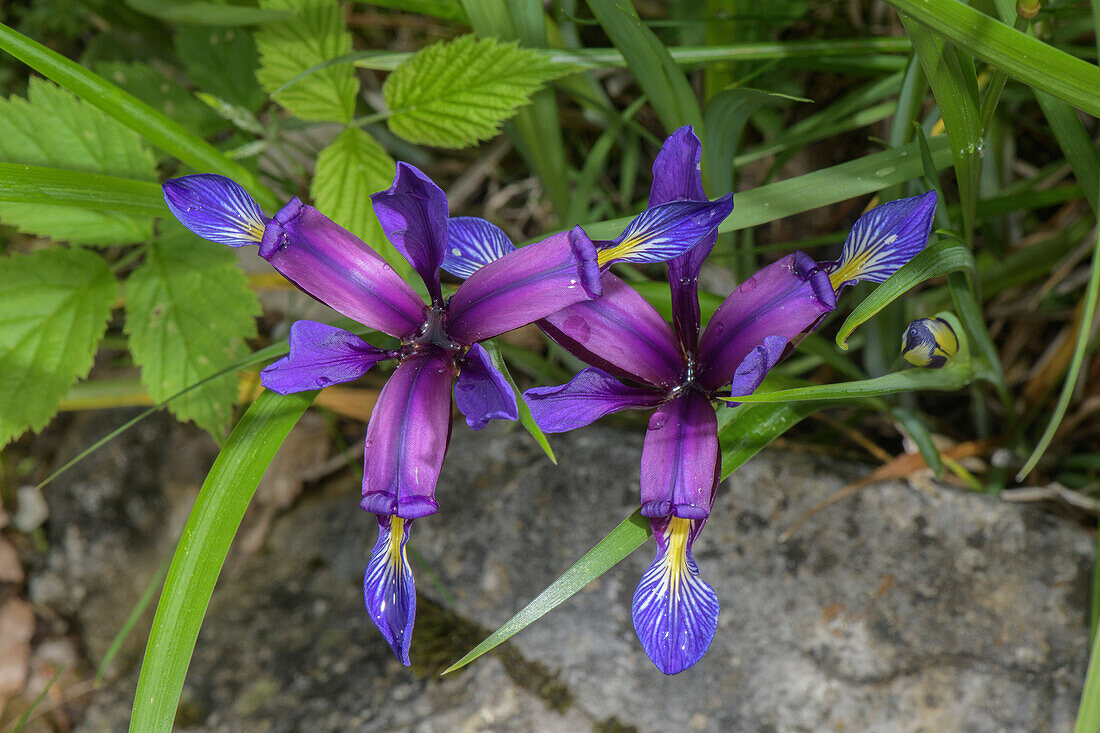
563;315;591;344
739;276;756;294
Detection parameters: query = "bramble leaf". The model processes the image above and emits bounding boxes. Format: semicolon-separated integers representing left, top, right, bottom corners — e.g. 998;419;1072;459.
384;34;574;148
125;228;260;438
0;78;157;245
0;248;118;447
255;0;357;122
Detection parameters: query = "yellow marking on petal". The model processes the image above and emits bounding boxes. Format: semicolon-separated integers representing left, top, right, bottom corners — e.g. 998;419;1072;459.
597;235;645;266
243;219;266;243
926;318;959;358
389;515;406;569
657;516;693;600
829;249;875;291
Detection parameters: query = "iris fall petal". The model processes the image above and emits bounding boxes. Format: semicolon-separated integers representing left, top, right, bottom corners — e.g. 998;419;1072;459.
363;515;416;665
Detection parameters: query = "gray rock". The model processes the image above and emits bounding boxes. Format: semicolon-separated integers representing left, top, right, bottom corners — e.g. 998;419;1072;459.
48;419;1091;732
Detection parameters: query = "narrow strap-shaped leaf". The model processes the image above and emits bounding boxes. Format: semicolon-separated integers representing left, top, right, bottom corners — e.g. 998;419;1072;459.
483;339;556;464
130;390;315;733
0;163;166;216
443;397;823;673
1077;596;1100;733
884;0;1100;118
836;239;975;350
0;22;278;210
731;366;971;403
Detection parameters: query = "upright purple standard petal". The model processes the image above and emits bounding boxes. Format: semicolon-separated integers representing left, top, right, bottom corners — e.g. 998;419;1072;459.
639;390;719;520
827;191;937;289
649;126;718;354
454;343;518;430
259;197;427;339
360;350;453;520
441;217;516;279
446;227;601;345
371;163;449;303
163;174;267;248
524;367;665;433
539;273;685;388
596;195;734;267
261;320;395;394
632;516;719;675
363;514;416;665
696;252;836;391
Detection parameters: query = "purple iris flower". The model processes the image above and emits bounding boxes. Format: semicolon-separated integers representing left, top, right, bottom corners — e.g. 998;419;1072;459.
520;127;937;674
162;162;733;665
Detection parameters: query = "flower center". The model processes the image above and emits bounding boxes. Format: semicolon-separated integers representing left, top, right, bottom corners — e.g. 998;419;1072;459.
406;304;462;355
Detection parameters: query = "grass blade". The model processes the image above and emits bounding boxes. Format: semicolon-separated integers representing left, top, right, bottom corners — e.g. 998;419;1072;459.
885;0;1100;117
96;557;171;686
130;390;315;733
0;22;277;210
0;163;166;216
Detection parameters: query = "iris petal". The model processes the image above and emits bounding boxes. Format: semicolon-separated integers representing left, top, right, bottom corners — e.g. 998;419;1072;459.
446;227;601;345
363;514;416;665
261;320;394;395
441;217;516;279
454;343;519;430
371;162;449;303
360;350;453;520
596;195;734;267
258;197;427;339
827;190;937;289
523;367;665;434
639;391;719;520
631;516;719;675
163;174;267;248
724;335;788;401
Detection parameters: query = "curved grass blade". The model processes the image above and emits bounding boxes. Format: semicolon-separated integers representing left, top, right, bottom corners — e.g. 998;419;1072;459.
1077;607;1100;733
0;163;166;216
0;22;277;210
885;0;1100;117
130;390;315;733
11;665;66;733
482;339;556;464
836;239;975;350
96;557;170;686
731;365;972;404
443;398;823;674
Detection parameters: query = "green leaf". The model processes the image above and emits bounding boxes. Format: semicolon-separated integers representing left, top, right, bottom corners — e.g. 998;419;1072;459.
126;0;292;25
351;0;467;22
445;396;824;673
130;390;314;733
383;34;573;148
0;21;277;211
0;248;118;448
175;26;267;112
482;339;556;464
124;229;260;438
1077;617;1100;733
584;0;703;133
836;239;975;350
0;78;156;245
884;0;1100;118
255;0;357;123
0;163;167;217
96;61;225;139
309;127;405;275
730;367;971;404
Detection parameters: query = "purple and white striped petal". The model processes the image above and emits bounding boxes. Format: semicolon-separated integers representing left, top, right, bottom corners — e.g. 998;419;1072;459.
441;217;516;279
260;320;395;395
632;515;719;675
539;273;685;389
725;335;787;401
639;390;719;520
363;514;416;665
360;350;453;520
523;367;665;434
445;227;601;345
163;174;267;248
259;197;427;339
826;190;937;289
596;195;734;267
648;126;719;353
454;343;518;430
697;252;836;391
371;163;449;303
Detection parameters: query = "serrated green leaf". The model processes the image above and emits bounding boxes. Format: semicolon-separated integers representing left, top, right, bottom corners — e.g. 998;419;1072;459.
125;229;260;438
255;0;357;122
0;248;118;448
176;26;267;112
309;127;406;274
384;34;573;148
0;78;157;245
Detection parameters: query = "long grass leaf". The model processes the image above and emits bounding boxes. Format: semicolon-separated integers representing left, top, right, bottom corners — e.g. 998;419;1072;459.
130;390;315;733
0;163;166;216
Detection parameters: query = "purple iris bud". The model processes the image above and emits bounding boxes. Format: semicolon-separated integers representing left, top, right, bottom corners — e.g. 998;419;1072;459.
161;158;720;665
521;126;937;674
